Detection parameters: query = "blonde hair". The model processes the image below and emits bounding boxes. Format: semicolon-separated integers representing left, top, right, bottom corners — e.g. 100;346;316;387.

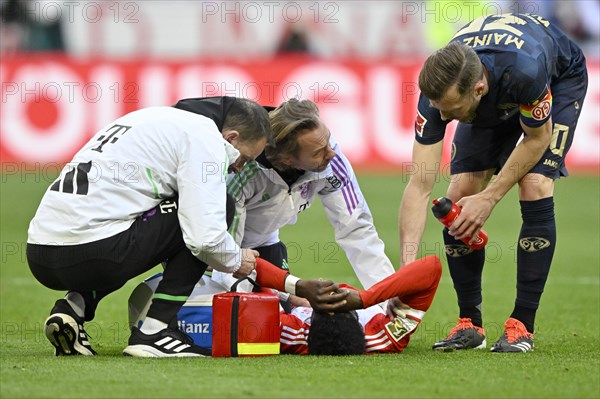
266;99;320;169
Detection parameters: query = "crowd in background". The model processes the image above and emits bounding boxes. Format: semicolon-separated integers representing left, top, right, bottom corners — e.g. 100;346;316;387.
1;0;598;57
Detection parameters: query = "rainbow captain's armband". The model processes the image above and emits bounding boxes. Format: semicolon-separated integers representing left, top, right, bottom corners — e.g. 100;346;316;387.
520;86;553;126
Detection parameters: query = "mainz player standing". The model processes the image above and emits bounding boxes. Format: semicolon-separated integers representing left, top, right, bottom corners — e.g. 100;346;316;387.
399;14;588;352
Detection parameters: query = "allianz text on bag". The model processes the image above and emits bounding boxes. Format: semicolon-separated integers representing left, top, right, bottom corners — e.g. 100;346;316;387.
128;273;225;349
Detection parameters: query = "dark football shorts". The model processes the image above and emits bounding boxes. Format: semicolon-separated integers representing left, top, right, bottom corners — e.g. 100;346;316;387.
27;194;237;292
451;72;588;180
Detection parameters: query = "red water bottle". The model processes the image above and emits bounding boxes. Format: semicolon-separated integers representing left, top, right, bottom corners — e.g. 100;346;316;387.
431;197;488;250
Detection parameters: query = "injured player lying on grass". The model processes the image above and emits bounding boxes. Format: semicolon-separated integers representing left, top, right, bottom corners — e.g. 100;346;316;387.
254;255;442;355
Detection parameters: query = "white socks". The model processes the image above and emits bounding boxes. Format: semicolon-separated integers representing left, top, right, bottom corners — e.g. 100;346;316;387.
65;292;85;319
64;291;168;335
140;317;168;335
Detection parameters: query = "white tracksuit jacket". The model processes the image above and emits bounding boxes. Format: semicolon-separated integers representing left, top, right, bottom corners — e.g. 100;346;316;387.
28;106;243;273
213;137;395;291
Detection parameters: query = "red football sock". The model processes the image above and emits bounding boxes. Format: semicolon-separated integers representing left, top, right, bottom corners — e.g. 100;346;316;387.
359;256;442;311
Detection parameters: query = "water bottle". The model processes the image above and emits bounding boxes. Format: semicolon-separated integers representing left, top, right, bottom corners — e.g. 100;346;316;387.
431;197;488;250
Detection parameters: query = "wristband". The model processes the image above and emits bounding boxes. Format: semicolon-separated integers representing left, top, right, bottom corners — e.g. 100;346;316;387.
277;291;291;302
284;274;301;296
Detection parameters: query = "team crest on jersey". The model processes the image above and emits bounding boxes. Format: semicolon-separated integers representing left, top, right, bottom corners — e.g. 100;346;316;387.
497;103;518;110
385;315;419;342
299;182;312;199
497;103;519;119
415;111;427;137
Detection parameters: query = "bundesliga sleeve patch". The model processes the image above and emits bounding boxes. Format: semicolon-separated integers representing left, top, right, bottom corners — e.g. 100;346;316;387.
520;86;553;125
415;111;427;137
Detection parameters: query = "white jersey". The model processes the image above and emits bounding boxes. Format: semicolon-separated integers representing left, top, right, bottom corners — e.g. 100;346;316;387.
218;137;395;290
28;106;243;273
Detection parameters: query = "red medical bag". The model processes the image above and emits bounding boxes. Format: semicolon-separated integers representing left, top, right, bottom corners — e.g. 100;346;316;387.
211;278;280;357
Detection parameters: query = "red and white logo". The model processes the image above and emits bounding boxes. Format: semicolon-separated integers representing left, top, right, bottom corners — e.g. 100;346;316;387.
415;111;427;136
531;100;551;121
472;236;484;245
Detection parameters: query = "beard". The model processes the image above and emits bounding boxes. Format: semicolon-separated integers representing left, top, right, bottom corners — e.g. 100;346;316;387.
459;112;477;123
458;100;480;123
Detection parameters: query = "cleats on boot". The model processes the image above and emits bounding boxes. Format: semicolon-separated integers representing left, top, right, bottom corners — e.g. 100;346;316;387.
44;299;96;356
432;318;486;352
491;318;534;353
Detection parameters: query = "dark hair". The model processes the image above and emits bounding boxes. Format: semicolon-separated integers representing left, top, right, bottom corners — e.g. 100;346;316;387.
418;42;483;101
307;311;365;356
223;98;274;145
266;99;321;169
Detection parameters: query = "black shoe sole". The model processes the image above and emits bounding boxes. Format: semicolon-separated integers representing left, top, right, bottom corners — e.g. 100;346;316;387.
44;314;95;356
45;315;78;356
432;338;487;352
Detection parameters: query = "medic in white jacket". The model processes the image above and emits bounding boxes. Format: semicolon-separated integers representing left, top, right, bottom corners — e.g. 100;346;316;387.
219;136;395;291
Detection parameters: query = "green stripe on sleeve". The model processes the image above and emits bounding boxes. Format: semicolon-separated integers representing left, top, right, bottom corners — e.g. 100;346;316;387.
228;162;259;198
146;168;160;199
229;208;241;240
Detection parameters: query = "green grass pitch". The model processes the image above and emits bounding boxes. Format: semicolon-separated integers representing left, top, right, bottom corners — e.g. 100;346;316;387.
1;171;598;398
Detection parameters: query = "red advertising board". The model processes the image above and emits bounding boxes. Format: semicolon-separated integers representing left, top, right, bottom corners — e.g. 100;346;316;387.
1;55;598;171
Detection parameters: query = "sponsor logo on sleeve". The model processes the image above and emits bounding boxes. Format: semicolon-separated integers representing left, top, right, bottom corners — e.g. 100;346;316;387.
415;111;427;137
326;175;342;189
